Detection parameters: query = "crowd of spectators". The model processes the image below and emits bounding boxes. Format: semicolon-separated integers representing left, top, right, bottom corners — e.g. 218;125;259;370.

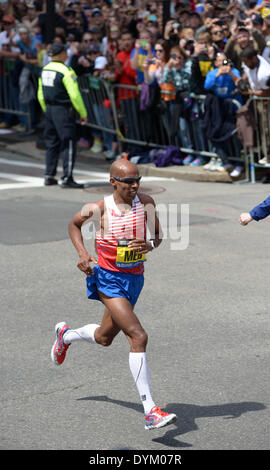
1;0;270;177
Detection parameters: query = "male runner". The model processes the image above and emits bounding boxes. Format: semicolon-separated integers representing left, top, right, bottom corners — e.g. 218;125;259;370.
239;195;270;225
50;159;177;430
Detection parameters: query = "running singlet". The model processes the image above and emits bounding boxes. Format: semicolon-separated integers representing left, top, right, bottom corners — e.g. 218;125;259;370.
95;194;146;275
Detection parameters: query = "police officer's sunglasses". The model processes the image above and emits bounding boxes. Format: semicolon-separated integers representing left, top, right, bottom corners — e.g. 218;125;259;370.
112;176;142;184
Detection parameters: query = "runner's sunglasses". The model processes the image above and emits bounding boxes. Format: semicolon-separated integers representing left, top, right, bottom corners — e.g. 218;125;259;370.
112;176;142;184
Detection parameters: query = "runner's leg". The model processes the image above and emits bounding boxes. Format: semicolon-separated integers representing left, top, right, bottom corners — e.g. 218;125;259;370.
98;293;155;413
63;307;121;346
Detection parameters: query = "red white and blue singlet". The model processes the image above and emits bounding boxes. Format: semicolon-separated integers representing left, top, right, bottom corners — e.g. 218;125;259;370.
95;194;146;275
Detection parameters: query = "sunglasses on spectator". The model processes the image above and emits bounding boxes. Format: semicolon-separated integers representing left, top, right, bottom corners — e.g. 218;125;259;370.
170;54;183;60
112;176;142;184
83;39;93;42
155;48;163;52
212;30;223;35
3;21;13;25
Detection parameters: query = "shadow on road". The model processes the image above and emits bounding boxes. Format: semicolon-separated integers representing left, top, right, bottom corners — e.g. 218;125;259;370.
77;395;266;448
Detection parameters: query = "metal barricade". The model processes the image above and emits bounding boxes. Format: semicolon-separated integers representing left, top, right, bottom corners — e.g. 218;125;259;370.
109;83;246;173
244;96;270;183
0;57;36;130
78;74;119;151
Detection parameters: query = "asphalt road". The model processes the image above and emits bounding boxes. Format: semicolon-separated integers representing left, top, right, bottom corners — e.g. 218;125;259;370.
1;149;270;452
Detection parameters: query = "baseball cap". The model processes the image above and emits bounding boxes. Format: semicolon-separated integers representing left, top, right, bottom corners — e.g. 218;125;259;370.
64;8;76;15
92;8;102;17
48;42;67;56
94;56;108;70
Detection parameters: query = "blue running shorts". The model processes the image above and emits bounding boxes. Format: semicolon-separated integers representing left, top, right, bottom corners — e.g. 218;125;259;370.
86;265;144;306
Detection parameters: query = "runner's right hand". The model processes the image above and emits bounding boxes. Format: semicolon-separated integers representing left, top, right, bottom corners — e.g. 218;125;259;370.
77;253;97;275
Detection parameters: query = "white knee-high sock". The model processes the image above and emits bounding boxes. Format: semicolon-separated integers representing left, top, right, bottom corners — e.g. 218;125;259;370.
63;324;99;344
129;352;156;415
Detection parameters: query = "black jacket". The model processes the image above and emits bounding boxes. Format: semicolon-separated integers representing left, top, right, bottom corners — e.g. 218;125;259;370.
202;93;236;142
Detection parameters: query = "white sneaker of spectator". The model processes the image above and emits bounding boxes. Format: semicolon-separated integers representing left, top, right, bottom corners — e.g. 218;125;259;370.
258;156;269;165
89;138;103;153
230;167;243;178
203;157;216;170
215;158;226;172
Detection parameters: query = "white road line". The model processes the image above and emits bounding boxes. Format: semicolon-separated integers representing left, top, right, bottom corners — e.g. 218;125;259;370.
0;157;173;181
0;172;44;190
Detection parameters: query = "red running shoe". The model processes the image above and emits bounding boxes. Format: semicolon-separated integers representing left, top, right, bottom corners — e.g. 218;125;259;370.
51;322;71;365
144;406;177;430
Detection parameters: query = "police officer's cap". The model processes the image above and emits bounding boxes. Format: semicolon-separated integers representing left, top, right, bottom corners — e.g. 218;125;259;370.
48;42;67;57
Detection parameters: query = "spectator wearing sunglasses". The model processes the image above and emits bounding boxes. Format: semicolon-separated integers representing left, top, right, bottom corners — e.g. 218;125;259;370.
69;32;97;76
210;23;226;53
0;15;20;55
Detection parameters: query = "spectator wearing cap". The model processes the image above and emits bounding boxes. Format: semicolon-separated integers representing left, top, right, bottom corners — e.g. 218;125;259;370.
37;42;88;188
101;23;121;58
70;32;98;76
63;7;82;42
13;24;41;67
225;19;266;72
0;15;20;57
90;7;106;37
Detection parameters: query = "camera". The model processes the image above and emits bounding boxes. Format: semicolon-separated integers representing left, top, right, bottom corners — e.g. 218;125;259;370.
172;22;182;31
237;79;248;92
223;59;229;66
231;79;249;96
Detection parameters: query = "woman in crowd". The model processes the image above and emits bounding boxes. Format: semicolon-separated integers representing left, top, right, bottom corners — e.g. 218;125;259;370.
162;45;195;155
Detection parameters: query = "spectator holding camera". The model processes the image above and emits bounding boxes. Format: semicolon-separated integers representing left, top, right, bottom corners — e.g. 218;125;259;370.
204;52;244;177
190;31;215;94
225;19;266;72
69;32;97;77
130;29;155;84
204;52;242;102
179;27;196;57
164;19;182;48
162;46;194;154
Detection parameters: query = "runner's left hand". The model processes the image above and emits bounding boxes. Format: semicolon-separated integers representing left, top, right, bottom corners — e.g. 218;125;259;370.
128;238;151;253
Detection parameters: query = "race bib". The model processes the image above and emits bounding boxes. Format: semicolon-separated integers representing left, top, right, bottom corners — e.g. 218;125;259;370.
116;239;146;269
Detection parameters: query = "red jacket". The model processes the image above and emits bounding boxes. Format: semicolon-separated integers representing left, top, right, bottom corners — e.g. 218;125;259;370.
115;49;137;100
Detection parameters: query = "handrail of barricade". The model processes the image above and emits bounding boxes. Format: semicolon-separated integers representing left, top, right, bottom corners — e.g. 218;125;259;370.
244;95;270;183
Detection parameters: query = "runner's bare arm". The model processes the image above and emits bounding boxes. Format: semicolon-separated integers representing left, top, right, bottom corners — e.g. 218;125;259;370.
68;200;104;274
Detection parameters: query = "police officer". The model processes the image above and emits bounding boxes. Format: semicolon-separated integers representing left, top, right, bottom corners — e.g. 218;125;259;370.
37;42;88;188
